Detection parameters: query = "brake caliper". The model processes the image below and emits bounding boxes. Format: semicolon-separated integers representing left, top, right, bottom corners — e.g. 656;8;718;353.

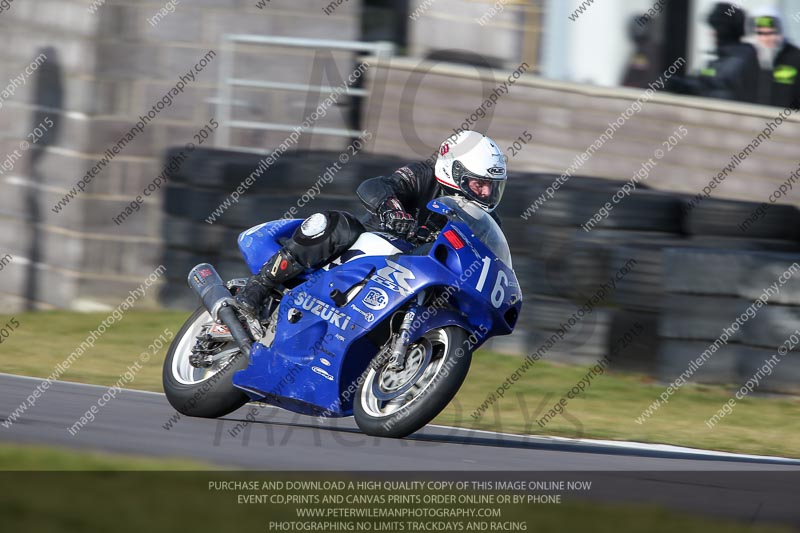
189;325;230;368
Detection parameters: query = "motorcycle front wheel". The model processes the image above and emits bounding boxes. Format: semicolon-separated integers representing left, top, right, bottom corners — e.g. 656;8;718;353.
162;306;249;418
353;326;472;438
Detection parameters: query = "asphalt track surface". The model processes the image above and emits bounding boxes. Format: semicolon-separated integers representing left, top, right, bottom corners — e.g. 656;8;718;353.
2;373;800;526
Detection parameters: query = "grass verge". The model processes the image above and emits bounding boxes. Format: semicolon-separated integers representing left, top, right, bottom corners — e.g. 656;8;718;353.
0;441;213;470
1;311;798;458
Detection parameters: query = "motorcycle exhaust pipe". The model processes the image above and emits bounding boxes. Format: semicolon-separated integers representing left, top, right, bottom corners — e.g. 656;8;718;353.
187;263;252;352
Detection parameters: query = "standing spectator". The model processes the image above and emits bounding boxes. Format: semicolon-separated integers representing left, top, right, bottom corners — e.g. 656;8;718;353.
751;6;800;109
698;3;760;103
621;14;663;89
667;3;759;104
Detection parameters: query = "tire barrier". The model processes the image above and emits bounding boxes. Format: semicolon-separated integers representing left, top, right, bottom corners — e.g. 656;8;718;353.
157;147;800;392
605;309;660;374
659;248;800;391
683;198;800;240
158;147;404;309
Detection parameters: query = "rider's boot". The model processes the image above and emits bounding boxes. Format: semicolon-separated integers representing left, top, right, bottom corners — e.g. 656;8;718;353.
234;248;305;320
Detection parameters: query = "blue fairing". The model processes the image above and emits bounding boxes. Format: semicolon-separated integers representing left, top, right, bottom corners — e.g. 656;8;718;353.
231;199;522;418
238;219;303;275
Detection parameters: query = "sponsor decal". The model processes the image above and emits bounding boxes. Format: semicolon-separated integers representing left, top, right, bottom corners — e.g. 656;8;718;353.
362;288;389;310
487;166;504;176
209;323;230;335
334;334;345;342
440;143;450;155
292;292;352;330
312;366;334;381
319;358;331;367
453;226;481;259
350;304;375;322
370;259;415;296
192;266;213;287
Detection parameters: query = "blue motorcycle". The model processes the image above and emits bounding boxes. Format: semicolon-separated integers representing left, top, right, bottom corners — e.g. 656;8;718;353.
163;196;522;438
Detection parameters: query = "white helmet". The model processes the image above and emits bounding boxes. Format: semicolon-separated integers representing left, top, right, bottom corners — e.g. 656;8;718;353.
434;130;507;212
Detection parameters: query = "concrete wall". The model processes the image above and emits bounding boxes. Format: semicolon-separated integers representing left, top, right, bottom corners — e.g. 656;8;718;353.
363;56;800;205
4;2;800;314
408;0;541;69
0;0;360;311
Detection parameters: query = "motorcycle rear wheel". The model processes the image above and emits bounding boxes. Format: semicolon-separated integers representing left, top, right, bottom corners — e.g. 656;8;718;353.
354;326;472;438
162;306;249;418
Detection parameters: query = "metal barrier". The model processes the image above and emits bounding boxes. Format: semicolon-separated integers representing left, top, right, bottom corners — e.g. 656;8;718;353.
214;34;394;152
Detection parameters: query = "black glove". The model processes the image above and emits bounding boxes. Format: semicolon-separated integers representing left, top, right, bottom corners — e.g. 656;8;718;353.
378;197;415;236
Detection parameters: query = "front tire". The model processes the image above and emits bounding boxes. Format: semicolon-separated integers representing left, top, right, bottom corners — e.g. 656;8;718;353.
162;306;249;418
354;326;472;438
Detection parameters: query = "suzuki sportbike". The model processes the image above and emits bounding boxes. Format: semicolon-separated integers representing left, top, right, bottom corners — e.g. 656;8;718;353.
163;196;522;438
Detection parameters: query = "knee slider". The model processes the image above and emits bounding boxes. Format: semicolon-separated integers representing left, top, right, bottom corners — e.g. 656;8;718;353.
295;212;331;243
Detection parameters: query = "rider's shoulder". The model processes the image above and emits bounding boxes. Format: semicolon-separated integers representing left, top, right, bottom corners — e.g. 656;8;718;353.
393;160;434;184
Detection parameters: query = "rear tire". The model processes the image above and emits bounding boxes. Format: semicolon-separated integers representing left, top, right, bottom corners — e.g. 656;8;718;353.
162;306;249;418
354;326;472;438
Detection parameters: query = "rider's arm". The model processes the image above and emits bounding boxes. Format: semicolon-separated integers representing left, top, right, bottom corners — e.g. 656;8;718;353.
356;162;429;214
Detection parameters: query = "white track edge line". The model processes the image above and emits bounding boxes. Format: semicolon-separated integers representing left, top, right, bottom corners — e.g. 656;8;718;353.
0;372;163;396
427;424;800;463
2;373;798;463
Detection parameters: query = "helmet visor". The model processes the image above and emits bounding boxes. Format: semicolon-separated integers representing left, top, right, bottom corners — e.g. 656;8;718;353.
452;161;506;211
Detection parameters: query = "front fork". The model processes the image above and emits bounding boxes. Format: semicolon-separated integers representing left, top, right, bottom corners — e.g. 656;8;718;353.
387;291;426;371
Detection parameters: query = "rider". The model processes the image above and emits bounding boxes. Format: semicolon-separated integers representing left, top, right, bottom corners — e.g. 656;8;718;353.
233;130;507;320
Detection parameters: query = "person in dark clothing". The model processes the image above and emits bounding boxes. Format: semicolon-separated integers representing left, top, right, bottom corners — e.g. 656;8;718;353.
669;3;760;103
751;6;800;109
233;130;507;319
621;14;663;89
699;3;760;103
